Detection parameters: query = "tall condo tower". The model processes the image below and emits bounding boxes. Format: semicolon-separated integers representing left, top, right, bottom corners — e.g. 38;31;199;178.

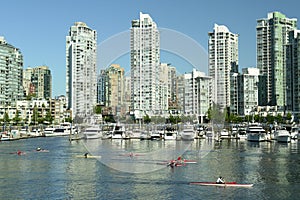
256;12;297;107
23;66;52;100
130;12;161;118
0;36;23;106
286;30;300;113
66;22;97;119
208;24;239;111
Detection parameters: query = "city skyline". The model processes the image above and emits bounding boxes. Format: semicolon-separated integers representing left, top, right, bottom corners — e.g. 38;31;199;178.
0;0;299;96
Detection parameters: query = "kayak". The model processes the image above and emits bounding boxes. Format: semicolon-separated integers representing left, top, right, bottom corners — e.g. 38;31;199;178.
75;155;101;159
165;159;197;164
190;182;253;187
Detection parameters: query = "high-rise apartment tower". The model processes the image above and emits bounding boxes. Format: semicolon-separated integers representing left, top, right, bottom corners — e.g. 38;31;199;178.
66;22;97;119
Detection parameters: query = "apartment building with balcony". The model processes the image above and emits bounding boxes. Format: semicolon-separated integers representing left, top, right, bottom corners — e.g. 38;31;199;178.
208;24;239;111
0;36;24;107
256;11;297;107
66;22;97;119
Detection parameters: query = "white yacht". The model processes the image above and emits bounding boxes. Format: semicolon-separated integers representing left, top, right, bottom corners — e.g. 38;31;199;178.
274;127;291;143
83;126;102;139
164;130;177;140
220;129;230;139
29;128;43;137
47;127;69;137
59;122;77;135
0;131;11;141
111;122;126;139
246;123;267;142
150;131;162;140
237;127;247;140
45;123;77;137
44;127;56;135
130;128;141;139
290;126;299;140
180;124;195;140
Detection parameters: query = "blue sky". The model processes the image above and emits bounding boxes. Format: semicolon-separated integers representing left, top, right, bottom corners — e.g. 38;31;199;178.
0;0;299;96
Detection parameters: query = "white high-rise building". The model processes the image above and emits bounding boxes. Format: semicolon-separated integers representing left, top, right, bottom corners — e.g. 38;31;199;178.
0;37;23;106
66;22;97;119
183;69;212;123
239;68;260;115
208;24;239;111
130;12;162;118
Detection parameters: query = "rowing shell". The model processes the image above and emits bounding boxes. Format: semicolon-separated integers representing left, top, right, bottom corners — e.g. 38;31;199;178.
190;182;253;187
164;160;197;164
75;155;101;159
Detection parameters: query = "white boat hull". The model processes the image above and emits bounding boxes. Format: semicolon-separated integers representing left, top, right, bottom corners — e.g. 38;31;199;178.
247;134;266;142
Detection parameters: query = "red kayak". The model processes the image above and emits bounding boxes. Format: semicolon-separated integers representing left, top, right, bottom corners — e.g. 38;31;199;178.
190;182;253;187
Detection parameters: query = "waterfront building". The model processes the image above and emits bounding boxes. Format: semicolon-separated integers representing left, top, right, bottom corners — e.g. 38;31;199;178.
208;24;239;111
256;12;297;107
238;68;260;116
176;75;185;115
49;95;68;124
123;76;131;115
230;72;239;115
66;22;97;119
182;69;212;123
107;64;126;116
97;69;107;106
162;63;178;110
130;12;163;118
0;97;68;126
23;66;52;100
0;36;24;106
158;63;169;116
286;30;300;113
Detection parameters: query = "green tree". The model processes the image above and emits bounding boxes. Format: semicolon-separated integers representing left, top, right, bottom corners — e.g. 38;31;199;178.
275;114;283;124
3;112;10;124
13;110;22;125
143;114;151;124
31;105;38;125
65;117;73;123
286;112;292;123
266;114;274;124
44;110;53;124
104;115;115;123
94;105;102;114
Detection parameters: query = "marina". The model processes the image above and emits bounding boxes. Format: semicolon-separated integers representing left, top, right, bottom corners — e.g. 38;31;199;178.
1;135;300;199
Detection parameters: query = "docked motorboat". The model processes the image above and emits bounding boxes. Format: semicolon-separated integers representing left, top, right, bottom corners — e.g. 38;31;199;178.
220;129;230;139
0;132;11;141
237;127;247;140
274;127;291;143
246;123;267;142
164;131;177;140
111;122;126;139
29;128;43;137
290;126;299;140
83;126;102;139
130;128;141;139
44;127;68;137
140;131;151;140
180;124;195;140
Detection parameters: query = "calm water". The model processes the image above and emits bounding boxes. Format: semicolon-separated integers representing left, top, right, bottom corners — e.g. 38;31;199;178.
0;137;300;200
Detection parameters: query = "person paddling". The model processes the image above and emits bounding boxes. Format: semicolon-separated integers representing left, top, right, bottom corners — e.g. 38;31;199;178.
84;153;89;158
216;176;225;184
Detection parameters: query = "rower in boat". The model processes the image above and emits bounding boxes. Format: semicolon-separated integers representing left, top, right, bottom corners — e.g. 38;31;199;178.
84;153;89;158
216;176;225;184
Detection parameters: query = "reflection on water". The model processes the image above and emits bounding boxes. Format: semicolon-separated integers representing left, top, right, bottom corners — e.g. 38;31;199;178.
0;137;300;199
